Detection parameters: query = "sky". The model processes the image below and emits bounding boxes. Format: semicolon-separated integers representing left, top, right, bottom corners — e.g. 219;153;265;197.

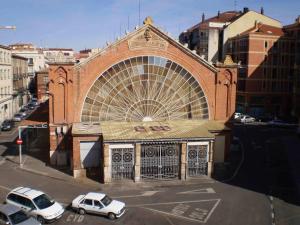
0;0;299;51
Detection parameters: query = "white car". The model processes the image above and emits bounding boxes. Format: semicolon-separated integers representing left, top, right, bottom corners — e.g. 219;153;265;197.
72;192;125;220
239;115;255;123
6;187;64;224
234;112;243;119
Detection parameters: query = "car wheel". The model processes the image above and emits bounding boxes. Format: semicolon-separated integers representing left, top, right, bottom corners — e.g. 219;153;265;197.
37;216;45;224
79;208;86;215
108;212;116;220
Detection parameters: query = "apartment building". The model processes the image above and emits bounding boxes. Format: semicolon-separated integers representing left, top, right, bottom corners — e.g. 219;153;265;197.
12;54;29;113
227;22;295;116
179;8;281;63
0;45;13;124
284;16;300;120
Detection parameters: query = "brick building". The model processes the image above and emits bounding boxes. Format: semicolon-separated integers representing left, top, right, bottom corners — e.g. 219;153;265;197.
284;16;300;120
48;18;237;183
35;69;49;102
227;22;295;116
179;8;281;63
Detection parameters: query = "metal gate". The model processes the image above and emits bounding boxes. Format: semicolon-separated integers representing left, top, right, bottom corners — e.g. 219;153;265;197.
187;143;208;176
111;146;134;180
141;144;180;180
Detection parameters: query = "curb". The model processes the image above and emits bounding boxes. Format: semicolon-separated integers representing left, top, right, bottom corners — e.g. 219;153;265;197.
16;166;70;182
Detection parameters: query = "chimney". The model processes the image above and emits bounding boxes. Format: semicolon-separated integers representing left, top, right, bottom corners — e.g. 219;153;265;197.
260;7;264;15
217;10;220;18
243;7;249;13
202;13;205;22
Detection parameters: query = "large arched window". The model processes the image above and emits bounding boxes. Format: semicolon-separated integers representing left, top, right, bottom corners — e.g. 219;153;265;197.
81;56;209;122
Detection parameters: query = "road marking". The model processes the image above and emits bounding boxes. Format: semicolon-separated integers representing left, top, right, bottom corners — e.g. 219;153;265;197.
0;184;11;191
135;199;221;223
112;190;161;198
177;188;215;194
127;198;221;207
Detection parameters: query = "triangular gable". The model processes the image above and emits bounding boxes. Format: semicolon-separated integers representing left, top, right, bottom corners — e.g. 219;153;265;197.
76;23;217;73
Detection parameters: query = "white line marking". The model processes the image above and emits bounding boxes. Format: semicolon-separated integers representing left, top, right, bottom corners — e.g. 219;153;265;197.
177;188;215;194
203;199;220;223
142;207;205;223
0;184;11;191
112;190;161;198
139;199;221;224
127;198;221;207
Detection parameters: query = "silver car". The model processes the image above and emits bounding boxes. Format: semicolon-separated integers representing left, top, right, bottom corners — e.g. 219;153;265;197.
0;204;41;225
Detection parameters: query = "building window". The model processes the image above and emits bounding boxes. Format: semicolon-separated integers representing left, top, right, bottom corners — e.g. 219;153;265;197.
265;41;268;49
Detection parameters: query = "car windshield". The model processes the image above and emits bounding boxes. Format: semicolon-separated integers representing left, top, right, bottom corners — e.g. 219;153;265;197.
101;195;112;206
9;210;29;224
33;194;54;209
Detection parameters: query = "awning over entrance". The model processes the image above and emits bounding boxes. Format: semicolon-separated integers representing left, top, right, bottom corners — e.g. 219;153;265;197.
72;120;229;142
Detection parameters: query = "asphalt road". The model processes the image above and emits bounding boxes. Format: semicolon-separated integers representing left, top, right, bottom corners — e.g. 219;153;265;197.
1;122;299;225
0;156;272;225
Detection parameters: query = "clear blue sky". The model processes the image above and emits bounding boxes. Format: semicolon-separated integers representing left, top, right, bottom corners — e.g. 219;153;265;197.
0;0;299;51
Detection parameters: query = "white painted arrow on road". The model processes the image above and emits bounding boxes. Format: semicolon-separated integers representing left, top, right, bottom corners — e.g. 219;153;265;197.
112;191;161;198
177;188;215;194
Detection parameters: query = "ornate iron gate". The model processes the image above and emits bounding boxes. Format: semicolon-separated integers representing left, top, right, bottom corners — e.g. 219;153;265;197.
187;144;208;176
111;147;134;180
141;144;180;180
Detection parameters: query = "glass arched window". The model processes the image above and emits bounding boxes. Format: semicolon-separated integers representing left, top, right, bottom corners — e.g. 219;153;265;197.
81;56;209;122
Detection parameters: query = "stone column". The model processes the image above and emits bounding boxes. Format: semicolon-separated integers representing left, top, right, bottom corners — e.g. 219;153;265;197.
180;142;187;180
134;143;141;182
103;144;111;183
207;140;215;177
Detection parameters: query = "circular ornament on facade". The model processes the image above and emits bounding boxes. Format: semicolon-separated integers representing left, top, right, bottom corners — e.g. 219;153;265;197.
112;153;122;162
146;148;156;157
199;148;207;158
166;147;175;156
123;152;133;162
188;150;197;159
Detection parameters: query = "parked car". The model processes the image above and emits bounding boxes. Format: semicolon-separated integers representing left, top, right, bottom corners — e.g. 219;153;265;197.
6;187;64;224
1;120;14;131
234;112;243;119
27;103;36;110
72;192;125;220
19;109;27;117
0;203;41;225
255;115;273;122
239;115;255;123
13;114;23;122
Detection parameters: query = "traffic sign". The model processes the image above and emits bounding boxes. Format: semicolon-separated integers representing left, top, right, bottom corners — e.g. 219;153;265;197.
16;139;23;145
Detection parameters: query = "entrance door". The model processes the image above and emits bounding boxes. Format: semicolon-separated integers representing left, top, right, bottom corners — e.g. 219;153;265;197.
187;142;208;176
141;144;180;180
80;142;101;168
111;145;134;180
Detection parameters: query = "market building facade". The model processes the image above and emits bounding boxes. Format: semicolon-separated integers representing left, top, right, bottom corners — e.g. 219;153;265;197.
48;19;237;183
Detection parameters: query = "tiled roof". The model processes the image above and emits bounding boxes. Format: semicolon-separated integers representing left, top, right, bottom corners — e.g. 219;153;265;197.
187;11;242;32
240;23;284;36
72;120;230;141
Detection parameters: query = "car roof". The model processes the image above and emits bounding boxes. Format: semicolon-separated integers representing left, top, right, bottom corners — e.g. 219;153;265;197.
85;192;106;200
0;204;21;215
10;187;44;199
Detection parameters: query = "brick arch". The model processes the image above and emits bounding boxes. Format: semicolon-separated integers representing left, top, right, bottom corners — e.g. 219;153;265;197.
73;42;217;122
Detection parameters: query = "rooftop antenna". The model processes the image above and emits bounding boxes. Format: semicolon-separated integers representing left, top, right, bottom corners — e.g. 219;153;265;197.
138;0;141;26
128;15;130;30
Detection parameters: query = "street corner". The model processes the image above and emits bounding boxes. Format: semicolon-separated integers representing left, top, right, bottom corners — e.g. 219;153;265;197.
132;199;221;224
